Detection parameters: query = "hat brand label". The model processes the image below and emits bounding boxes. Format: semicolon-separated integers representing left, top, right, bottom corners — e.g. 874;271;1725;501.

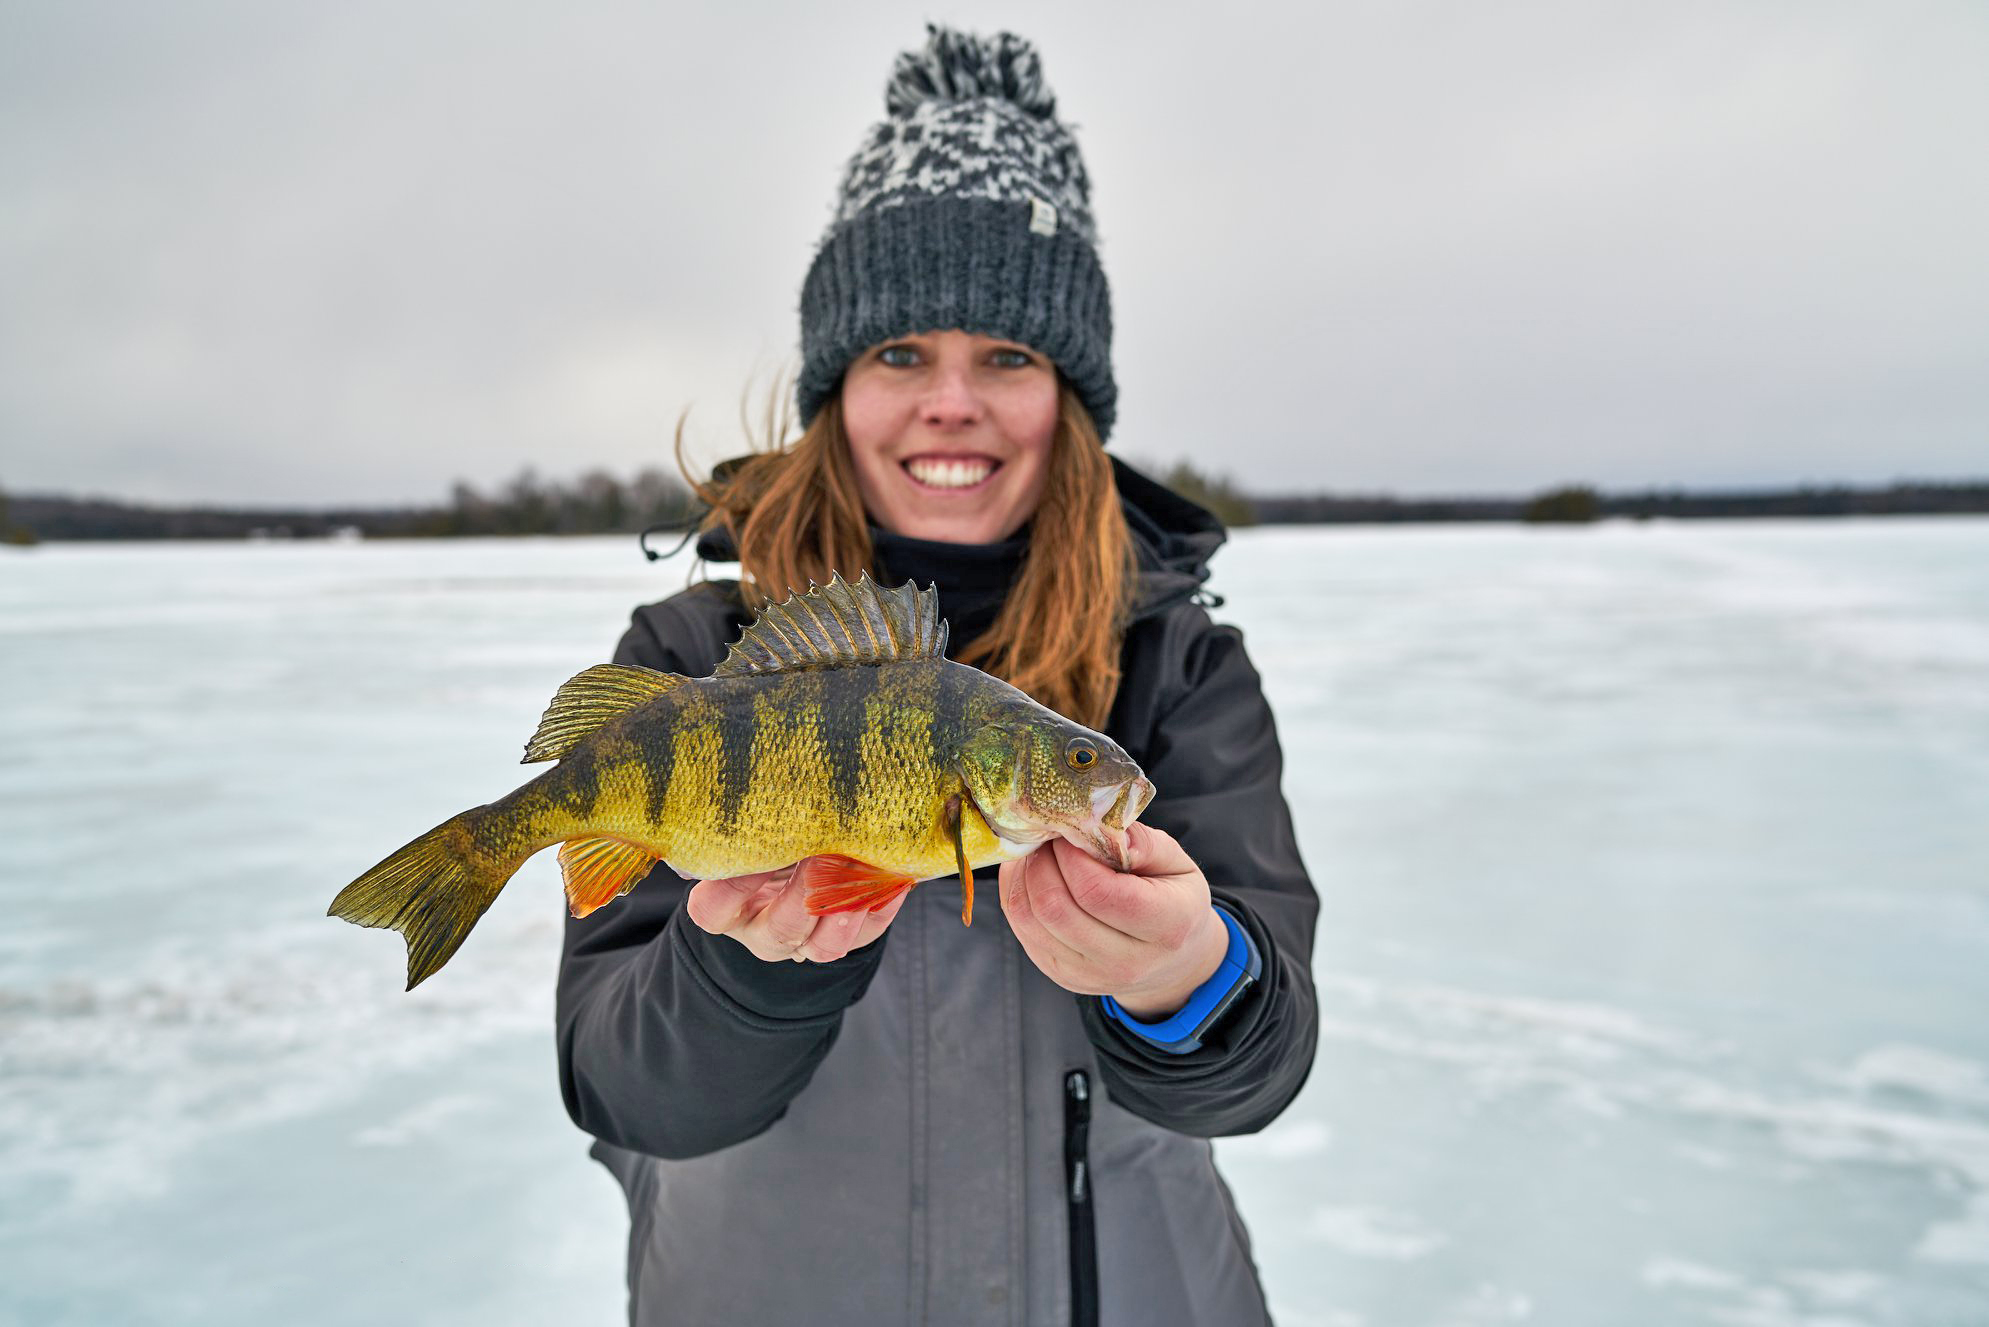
1029;196;1058;237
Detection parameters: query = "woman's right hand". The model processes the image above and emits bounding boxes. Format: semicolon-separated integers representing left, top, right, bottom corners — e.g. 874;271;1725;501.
685;863;909;964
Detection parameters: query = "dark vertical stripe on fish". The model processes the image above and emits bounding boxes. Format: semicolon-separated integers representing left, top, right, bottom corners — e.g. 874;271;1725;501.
557;742;604;819
714;680;755;833
820;665;878;824
929;662;968;777
640;693;678;824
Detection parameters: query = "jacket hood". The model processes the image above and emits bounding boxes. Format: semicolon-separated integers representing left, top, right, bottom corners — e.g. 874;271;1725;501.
1108;456;1227;619
690;455;1226;623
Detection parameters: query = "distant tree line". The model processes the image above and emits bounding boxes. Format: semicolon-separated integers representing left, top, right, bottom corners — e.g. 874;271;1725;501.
0;488;38;545
2;467;698;542
1155;462;1256;527
6;469;1987;543
1596;480;1989;520
431;467;697;536
1243;478;1989;525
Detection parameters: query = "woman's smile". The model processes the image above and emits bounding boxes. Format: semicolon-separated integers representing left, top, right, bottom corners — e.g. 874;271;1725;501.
900;453;1002;492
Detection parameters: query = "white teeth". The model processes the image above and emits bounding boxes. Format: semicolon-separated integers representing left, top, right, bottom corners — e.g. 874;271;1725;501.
905;457;996;489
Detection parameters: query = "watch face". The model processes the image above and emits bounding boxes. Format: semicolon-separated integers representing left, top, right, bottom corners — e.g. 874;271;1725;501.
1190;973;1256;1043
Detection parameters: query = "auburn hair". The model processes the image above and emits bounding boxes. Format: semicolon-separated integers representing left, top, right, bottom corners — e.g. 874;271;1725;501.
678;383;1134;729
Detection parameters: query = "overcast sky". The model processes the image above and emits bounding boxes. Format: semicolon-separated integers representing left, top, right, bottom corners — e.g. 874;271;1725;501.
2;1;1984;505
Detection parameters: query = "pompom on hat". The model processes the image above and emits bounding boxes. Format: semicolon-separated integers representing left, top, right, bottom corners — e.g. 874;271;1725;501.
797;24;1117;438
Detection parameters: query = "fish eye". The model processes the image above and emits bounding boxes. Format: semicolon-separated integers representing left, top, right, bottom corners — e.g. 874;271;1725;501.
1065;738;1098;770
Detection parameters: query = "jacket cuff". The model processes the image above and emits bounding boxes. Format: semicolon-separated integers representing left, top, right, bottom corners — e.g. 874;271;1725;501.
669;908;892;1023
1079;892;1281;1068
1101;904;1261;1053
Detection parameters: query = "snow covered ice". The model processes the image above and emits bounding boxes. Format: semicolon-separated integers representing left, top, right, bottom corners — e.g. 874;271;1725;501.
3;518;1987;1325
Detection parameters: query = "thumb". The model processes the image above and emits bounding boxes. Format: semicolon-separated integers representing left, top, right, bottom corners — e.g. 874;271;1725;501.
1121;822;1194;881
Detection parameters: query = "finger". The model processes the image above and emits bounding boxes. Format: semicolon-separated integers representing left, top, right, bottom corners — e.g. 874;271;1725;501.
685;866;794;934
1054;838;1154;926
739;873;822;961
1017;846;1138;973
1052;836;1201;945
1000;855;1091;984
1120;823;1198;881
796;906;869;963
849;887;913;951
686;874;765;935
1033;839;1146;947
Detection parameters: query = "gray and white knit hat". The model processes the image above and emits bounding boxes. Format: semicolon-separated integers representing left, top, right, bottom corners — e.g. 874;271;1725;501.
797;25;1116;438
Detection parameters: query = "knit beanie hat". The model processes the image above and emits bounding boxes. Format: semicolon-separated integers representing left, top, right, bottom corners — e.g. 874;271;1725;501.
797;25;1116;438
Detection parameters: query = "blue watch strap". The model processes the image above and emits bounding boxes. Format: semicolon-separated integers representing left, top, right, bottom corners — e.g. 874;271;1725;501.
1102;903;1261;1054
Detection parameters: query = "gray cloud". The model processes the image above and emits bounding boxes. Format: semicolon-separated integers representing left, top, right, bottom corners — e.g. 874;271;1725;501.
2;0;1984;504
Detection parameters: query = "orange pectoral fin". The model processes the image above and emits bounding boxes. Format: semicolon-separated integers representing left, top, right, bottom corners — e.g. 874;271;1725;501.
795;854;918;917
558;837;660;919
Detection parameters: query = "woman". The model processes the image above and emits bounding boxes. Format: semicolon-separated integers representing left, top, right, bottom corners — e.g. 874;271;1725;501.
557;26;1318;1327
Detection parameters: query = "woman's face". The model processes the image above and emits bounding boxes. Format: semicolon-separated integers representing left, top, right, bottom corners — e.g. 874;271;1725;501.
841;330;1059;544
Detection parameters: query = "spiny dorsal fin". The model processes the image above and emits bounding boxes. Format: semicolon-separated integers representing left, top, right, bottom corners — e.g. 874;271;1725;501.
714;572;948;677
523;664;686;763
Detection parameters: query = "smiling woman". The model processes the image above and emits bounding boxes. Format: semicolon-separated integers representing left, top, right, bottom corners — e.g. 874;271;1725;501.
555;23;1319;1327
842;331;1059;544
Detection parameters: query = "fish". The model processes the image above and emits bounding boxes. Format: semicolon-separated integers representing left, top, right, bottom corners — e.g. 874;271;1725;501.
328;572;1157;989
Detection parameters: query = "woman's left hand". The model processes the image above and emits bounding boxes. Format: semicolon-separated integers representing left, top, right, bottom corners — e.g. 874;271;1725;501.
999;822;1231;1020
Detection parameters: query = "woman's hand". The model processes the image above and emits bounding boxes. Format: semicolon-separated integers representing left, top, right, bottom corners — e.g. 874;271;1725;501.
999;823;1230;1019
686;865;909;964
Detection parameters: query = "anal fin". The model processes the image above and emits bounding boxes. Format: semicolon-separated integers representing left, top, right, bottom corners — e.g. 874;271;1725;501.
558;837;659;919
796;855;918;917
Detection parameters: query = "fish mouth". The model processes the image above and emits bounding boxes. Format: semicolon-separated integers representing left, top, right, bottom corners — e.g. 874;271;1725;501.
1100;776;1155;832
1070;775;1156;871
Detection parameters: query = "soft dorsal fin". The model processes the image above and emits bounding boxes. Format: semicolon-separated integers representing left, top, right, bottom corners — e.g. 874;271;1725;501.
713;572;948;677
523;664;686;763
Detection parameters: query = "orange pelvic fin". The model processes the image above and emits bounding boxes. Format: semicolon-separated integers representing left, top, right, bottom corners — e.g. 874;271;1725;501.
558;837;659;918
945;795;975;927
796;855;918;916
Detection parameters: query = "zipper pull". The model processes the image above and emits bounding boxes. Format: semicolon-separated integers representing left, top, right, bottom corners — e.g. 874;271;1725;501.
1063;1069;1101;1325
1067;1069;1090;1106
1065;1070;1092;1205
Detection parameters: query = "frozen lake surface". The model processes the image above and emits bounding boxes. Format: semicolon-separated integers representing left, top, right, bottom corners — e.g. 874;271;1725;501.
3;519;1987;1325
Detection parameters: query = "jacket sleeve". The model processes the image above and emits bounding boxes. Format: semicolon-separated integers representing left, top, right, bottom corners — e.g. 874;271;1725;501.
1079;620;1321;1136
554;605;894;1159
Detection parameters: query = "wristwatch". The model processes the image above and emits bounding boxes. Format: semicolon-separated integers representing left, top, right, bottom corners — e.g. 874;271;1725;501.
1101;903;1262;1054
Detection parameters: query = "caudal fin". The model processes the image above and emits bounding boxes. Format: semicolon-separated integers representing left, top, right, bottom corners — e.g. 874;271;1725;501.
328;814;511;990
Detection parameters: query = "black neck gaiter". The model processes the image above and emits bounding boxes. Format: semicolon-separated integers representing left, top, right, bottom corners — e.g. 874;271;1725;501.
868;524;1028;656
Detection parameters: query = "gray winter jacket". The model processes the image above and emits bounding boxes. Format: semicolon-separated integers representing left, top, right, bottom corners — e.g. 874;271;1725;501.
557;463;1319;1325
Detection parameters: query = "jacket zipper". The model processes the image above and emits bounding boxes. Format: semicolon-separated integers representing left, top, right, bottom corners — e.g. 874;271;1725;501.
1064;1069;1099;1327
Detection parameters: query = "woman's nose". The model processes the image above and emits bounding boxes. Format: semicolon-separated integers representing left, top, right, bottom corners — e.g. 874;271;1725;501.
919;363;984;428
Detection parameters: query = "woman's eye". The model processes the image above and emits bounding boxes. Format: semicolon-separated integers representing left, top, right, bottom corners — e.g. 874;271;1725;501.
989;348;1033;369
878;345;920;368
